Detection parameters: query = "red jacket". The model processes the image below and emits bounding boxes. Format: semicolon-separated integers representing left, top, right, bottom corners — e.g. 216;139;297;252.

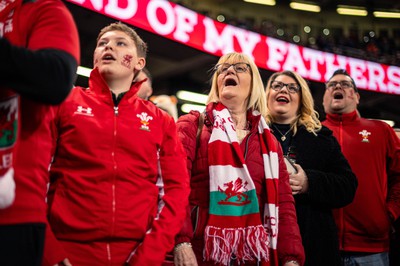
323;111;400;252
0;0;79;225
45;69;190;265
176;105;305;265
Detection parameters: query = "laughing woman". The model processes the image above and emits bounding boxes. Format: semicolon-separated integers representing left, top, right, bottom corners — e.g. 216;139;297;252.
265;70;357;266
173;53;305;266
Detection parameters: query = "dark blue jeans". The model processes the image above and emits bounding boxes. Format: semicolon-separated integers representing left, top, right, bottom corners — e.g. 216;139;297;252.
342;252;389;266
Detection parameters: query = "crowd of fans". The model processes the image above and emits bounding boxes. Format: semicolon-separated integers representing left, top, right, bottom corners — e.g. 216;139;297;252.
254;19;400;67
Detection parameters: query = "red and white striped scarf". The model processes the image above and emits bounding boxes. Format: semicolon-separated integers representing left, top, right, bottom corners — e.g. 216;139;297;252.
0;0;21;21
205;102;279;265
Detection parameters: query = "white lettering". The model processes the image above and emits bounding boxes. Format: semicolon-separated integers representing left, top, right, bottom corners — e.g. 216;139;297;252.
348;58;367;89
387;66;400;94
203;18;235;54
1;153;12;169
232;28;261;61
173;5;197;43
266;38;287;71
105;0;137;19
147;0;175;35
366;61;386;92
303;48;324;80
324;53;348;81
282;44;307;76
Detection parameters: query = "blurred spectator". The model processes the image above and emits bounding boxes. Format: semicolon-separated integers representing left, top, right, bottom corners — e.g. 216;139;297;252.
150;95;179;121
136;67;153;100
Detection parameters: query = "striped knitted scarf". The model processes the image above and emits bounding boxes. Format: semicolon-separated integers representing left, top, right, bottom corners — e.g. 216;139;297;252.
204;102;279;265
0;0;21;21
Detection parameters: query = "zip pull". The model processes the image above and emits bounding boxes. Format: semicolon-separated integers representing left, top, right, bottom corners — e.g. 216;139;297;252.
114;106;119;116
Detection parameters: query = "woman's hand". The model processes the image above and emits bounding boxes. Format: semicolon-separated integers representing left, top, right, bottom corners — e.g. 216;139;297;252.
174;245;198;266
289;164;308;195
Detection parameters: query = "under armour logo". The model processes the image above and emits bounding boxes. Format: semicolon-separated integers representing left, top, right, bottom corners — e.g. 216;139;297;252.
74;105;94;116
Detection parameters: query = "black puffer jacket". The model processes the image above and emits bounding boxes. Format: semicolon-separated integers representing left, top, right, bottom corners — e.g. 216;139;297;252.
274;125;357;266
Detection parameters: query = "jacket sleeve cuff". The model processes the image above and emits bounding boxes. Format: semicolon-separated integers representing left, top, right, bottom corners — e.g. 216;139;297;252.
175;235;191;245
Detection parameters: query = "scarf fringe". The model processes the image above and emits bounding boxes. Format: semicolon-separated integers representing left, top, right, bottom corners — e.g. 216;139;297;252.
204;225;270;265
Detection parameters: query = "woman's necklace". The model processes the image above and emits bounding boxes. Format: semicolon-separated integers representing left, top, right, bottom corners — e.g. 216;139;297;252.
272;124;292;141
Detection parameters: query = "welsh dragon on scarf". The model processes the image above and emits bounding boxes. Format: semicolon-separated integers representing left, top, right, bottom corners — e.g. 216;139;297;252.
205;102;279;265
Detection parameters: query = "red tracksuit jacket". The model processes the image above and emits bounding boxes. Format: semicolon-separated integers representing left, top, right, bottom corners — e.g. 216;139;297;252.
323;111;400;253
45;68;190;265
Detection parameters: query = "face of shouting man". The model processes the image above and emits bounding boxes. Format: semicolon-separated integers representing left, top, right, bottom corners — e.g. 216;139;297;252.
323;73;360;115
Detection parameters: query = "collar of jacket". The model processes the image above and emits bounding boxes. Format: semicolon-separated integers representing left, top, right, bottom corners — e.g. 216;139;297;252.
88;67;145;104
326;110;359;125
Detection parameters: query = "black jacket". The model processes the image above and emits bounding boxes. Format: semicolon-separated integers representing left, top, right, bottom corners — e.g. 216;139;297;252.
275;125;357;266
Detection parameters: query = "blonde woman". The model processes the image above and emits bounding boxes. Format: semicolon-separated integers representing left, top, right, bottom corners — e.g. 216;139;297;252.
265;70;357;266
174;53;305;266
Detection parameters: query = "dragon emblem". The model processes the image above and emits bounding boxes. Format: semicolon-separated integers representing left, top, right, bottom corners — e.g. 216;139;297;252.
218;177;251;206
0;97;18;149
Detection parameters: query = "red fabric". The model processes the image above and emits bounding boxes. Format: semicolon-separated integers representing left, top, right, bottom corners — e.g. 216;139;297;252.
44;68;190;265
0;0;80;219
176;107;305;265
0;0;22;186
56;240;140;266
0;7;79;266
323;111;400;253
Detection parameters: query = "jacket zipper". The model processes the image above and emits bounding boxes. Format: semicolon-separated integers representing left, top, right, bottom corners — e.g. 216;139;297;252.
191;205;199;236
338;117;345;250
243;132;252;159
107;106;119;263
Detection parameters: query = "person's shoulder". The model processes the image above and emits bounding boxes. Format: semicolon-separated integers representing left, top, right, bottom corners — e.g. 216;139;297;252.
21;0;73;25
360;117;392;130
177;110;201;124
318;125;334;136
60;86;86;102
23;0;66;9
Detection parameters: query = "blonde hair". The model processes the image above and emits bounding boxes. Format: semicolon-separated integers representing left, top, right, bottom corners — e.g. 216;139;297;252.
265;70;322;135
206;52;268;118
97;22;148;58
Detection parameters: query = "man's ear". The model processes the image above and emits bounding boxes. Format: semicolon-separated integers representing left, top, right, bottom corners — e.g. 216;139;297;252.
356;92;360;105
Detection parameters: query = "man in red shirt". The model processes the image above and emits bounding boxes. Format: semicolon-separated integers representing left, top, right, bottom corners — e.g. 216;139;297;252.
322;69;400;266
